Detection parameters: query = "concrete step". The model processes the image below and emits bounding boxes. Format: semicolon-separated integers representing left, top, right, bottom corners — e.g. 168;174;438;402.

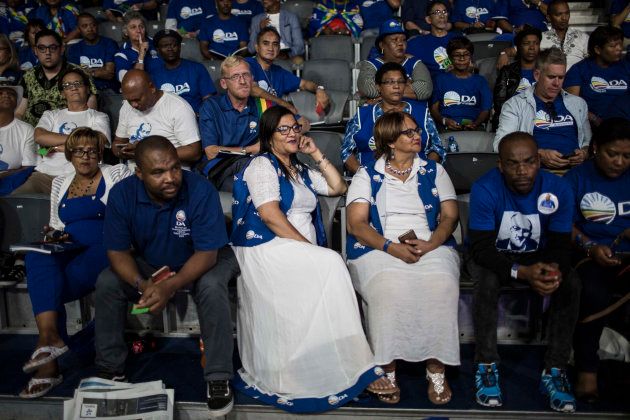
568;1;597;11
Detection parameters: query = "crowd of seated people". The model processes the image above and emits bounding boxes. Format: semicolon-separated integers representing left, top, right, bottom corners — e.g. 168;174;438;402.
0;0;630;418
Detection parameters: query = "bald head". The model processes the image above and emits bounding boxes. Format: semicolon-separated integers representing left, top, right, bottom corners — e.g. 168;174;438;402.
498;132;537;159
121;70;160;112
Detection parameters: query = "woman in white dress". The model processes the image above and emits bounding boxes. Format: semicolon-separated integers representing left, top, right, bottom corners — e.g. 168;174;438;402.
230;106;383;413
346;111;461;405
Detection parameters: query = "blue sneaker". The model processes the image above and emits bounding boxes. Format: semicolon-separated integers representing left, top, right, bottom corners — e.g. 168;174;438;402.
540;368;576;413
474;363;503;407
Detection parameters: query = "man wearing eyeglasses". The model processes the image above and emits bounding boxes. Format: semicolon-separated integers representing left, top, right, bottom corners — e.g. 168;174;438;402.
16;29;97;127
494;47;591;171
198;56;263;192
406;1;461;78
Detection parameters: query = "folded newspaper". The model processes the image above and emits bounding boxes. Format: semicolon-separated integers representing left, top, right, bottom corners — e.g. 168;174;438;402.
63;378;174;420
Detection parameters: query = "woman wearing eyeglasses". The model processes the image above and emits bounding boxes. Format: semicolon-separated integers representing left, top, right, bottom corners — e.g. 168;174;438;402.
20;127;131;399
14;69;110;195
357;19;432;102
343;62;445;175
430;36;492;131
346;111;460;405
565;118;630;402
231;106;382;412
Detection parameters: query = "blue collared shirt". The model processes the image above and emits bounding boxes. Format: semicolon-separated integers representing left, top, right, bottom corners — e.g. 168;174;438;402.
198;94;260;175
104;171;228;271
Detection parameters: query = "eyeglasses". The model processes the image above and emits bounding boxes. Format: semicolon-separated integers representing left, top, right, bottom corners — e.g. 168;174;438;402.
36;44;60;53
71;148;99;159
430;9;448;16
223;72;252;82
276;124;303;135
400;127;421;138
61;80;85;90
451;52;471;60
380;79;406;86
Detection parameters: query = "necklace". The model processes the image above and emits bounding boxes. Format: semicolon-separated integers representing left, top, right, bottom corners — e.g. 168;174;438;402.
68;174;97;197
386;160;413;176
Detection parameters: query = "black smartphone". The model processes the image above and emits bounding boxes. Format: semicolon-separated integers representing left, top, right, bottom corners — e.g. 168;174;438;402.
561;152;577;159
398;229;417;243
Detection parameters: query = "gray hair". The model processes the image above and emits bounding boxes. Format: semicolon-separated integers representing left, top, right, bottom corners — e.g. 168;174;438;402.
535;47;567;71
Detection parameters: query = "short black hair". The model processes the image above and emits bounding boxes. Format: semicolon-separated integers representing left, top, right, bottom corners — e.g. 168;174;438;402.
425;0;449;16
588;25;624;58
34;28;62;46
135;136;177;170
547;0;568;15
592;118;630;148
498;131;537;158
256;26;281;44
375;62;407;84
77;12;98;23
514;25;542;56
447;36;473;57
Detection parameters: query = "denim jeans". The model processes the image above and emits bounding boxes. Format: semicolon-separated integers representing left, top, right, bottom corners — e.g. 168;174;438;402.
468;258;581;370
94;247;239;381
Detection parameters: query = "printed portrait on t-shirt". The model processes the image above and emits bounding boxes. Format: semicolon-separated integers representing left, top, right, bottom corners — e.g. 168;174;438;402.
130;123;152;143
496;211;540;252
59;122;78;135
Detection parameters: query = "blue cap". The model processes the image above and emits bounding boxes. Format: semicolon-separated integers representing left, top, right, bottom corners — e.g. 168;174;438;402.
375;19;406;48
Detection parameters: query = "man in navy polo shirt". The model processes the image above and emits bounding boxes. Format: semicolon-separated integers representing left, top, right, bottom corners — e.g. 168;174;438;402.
67;13;118;92
468;131;579;413
150;29;216;113
199;56;261;191
406;1;459;78
198;0;248;60
95;136;239;417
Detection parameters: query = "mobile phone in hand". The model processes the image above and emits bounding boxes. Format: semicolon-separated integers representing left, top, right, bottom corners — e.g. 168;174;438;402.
561;152;576;159
131;266;174;315
398;229;418;243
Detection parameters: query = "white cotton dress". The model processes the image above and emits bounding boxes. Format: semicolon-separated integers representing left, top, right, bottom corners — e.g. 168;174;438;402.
233;157;377;408
346;157;461;366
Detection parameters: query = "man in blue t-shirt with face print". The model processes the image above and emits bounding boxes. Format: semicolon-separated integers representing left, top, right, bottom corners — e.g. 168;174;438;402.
468;132;580;413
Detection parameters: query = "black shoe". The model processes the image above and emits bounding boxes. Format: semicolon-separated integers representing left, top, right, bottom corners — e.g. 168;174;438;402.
95;370;127;382
1;264;25;285
207;380;234;417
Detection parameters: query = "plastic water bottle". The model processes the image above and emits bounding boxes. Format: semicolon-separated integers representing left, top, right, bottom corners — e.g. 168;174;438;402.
447;136;459;153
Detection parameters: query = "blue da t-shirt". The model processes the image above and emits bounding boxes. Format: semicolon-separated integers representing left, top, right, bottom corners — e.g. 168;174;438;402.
28;3;79;37
495;0;549;32
407;32;459;78
149;59;217;112
611;0;630;38
245;57;301;97
359;0;395;29
230;0;263;29
565;159;630;251
432;72;492;124
515;68;535;93
18;45;38;70
470;168;574;253
167;0;217;32
198;15;249;58
532;95;578;156
67;37;119;91
564;58;630;119
0;68;22;84
451;0;498;24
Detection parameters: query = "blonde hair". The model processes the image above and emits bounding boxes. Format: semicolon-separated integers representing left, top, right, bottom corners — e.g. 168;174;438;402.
220;56;249;78
64;127;106;161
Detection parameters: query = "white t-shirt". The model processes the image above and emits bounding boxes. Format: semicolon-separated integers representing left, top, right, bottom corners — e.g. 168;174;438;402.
0;119;37;170
35;108;111;176
116;91;200;148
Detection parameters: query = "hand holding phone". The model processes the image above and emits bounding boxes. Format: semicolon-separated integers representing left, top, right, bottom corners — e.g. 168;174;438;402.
398;229;418;244
131;266;175;314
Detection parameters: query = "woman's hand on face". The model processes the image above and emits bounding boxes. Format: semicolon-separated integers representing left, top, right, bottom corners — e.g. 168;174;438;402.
404;238;437;255
298;136;319;155
387;242;421;264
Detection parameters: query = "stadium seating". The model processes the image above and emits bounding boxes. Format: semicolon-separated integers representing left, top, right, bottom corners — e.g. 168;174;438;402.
180;38;204;63
281;0;314;31
441;130;495;153
443;152;498;193
476;56;498;91
98;22;124;44
288;90;349;125
302;59;352;92
471;40;512;61
203;61;225;93
308;35;354;62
